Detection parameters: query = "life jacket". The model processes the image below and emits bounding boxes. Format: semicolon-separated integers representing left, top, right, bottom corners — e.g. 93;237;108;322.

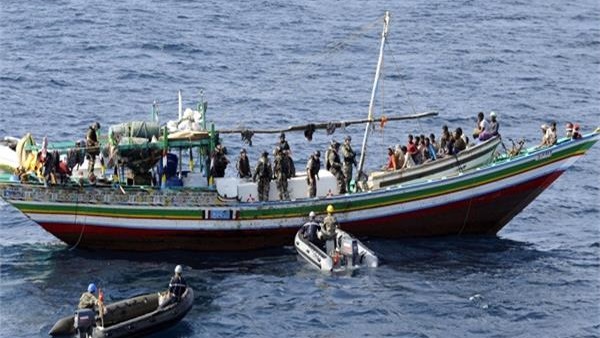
169;275;187;298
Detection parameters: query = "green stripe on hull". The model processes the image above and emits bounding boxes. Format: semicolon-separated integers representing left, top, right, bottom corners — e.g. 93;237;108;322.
5;137;598;222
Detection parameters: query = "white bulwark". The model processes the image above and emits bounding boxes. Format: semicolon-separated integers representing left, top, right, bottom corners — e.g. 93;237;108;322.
217;169;338;202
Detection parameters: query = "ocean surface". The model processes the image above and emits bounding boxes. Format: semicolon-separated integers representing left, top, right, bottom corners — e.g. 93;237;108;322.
1;0;599;337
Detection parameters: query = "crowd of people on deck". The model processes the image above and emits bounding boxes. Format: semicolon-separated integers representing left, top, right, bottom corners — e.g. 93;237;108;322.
192;110;590;202
14;112;587;195
383;111;500;172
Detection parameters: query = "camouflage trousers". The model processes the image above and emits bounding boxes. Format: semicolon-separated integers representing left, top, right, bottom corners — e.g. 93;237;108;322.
330;169;346;194
257;179;270;201
307;176;317;198
276;176;289;200
342;164;353;192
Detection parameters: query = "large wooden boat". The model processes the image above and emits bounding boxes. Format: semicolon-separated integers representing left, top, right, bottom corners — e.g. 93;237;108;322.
0;131;597;251
0;12;598;252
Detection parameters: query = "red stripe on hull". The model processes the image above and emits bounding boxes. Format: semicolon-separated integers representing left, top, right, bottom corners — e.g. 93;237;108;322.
37;170;565;251
343;170;564;237
38;223;296;251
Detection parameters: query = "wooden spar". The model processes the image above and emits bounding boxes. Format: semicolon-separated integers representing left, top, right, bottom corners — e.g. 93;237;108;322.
217;111;437;134
357;11;390;182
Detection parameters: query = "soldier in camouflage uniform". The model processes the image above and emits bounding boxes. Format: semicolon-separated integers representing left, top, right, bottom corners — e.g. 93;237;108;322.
78;283;99;310
252;151;272;201
278;133;295;177
341;135;357;192
273;147;290;200
326;141;346;194
306;150;321;198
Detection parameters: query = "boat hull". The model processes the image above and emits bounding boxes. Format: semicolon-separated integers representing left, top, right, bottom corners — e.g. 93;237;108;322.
32;169;562;251
1;134;598;251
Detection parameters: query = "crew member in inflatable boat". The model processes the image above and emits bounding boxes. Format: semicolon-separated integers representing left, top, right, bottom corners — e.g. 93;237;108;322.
78;283;100;311
301;211;320;244
168;265;187;301
319;205;339;253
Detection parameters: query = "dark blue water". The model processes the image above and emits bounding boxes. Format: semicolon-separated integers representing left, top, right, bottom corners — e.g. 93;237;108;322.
1;0;599;337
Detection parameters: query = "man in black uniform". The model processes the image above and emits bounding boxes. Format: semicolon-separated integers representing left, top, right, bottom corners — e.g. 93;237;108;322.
236;148;251;179
306;150;321;198
211;144;229;178
169;265;187;300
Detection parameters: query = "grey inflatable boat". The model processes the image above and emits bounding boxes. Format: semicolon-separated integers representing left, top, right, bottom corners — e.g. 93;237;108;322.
49;288;193;338
295;225;378;272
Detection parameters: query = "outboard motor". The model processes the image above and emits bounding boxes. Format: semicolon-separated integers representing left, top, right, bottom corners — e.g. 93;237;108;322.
74;308;96;338
340;236;359;267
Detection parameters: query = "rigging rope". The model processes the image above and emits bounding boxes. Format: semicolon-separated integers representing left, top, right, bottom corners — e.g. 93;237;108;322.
384;42;429;135
226;15;383;130
69;189;84;251
281;16;382;85
385;43;418;116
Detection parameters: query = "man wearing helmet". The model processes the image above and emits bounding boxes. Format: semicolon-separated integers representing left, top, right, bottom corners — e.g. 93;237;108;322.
302;211;320;244
306;150;321;198
319;204;339;243
78;283;100;310
169;265;187;300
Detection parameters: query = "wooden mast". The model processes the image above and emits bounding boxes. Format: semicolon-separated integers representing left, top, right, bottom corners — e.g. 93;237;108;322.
356;11;390;185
